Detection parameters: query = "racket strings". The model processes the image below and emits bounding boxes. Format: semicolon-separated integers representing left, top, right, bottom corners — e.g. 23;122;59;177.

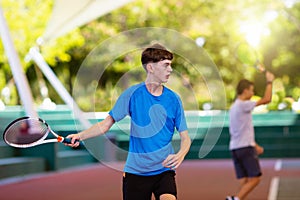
4;119;48;145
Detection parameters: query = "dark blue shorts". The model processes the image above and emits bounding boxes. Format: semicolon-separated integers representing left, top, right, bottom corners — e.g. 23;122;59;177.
231;146;262;179
122;170;177;200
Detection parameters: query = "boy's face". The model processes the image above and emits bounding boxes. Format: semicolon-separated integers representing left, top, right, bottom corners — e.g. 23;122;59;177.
149;59;173;83
244;85;255;100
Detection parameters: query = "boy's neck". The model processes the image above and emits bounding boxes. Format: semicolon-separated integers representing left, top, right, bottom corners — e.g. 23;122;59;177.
145;81;163;96
237;95;249;101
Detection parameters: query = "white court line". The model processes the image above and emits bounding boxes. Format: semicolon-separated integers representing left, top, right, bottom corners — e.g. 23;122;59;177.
274;159;282;171
268;176;280;200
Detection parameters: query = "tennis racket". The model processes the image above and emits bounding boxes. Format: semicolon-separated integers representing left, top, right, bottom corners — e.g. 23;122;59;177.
235;42;266;73
3;116;81;148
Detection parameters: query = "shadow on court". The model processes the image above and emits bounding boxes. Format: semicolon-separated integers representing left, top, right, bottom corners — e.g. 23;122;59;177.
0;159;299;200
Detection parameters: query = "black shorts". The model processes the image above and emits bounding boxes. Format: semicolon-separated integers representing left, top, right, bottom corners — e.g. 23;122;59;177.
122;170;177;200
231;146;262;179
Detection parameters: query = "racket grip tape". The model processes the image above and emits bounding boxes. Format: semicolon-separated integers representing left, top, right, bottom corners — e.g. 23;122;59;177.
59;137;81;145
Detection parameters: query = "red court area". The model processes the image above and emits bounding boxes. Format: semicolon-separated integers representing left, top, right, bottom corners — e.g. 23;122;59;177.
0;159;299;200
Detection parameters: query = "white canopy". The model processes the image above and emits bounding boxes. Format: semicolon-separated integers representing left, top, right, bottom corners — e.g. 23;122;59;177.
1;1;135;156
31;0;134;129
42;0;134;42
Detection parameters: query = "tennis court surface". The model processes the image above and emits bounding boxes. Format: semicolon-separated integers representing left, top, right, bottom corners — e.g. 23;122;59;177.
0;159;299;200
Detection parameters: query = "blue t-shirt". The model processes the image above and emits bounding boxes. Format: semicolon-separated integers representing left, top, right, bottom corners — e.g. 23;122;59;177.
109;82;187;175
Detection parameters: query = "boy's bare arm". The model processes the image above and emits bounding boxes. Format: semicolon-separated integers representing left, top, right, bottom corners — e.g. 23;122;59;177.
256;71;275;106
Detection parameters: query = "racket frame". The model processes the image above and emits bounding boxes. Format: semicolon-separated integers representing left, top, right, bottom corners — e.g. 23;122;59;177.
234;42;265;73
3;116;67;148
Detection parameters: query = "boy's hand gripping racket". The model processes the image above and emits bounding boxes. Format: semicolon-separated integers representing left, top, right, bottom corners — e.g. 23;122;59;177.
3;116;81;148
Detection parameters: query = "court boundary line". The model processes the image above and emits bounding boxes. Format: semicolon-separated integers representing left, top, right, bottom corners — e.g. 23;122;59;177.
268;159;282;200
268;176;279;200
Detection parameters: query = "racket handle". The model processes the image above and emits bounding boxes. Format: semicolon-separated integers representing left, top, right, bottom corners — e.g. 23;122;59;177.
62;137;82;145
255;63;266;73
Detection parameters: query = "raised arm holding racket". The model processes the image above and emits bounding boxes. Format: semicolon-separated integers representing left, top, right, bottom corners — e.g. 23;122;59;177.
226;68;275;200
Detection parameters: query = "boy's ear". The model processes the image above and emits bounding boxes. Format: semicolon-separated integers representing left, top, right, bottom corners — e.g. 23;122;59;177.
146;63;154;73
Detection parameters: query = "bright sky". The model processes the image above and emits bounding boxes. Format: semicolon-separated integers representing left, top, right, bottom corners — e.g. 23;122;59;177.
239;10;278;47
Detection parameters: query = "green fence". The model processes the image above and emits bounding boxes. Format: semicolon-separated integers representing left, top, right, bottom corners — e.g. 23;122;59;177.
0;106;299;179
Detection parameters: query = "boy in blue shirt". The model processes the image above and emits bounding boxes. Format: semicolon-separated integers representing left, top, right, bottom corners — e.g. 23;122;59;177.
66;43;191;200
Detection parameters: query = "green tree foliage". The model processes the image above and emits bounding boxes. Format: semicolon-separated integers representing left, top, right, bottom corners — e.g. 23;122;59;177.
75;0;300;110
0;0;299;110
0;0;84;104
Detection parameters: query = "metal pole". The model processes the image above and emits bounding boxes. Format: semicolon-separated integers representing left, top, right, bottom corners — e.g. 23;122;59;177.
28;46;91;129
0;6;38;118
